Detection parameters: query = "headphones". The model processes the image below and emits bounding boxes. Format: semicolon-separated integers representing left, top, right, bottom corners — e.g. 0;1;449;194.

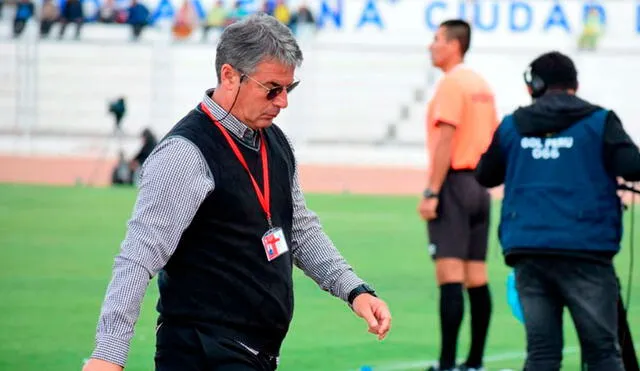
523;64;547;99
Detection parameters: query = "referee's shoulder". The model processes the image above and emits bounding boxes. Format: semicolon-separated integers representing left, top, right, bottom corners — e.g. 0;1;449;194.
433;69;462;92
442;67;487;92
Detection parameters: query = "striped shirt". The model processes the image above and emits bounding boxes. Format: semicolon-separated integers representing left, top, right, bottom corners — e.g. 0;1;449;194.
90;89;366;367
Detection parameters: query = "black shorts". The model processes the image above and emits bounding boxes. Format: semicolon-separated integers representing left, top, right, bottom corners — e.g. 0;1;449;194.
427;170;491;261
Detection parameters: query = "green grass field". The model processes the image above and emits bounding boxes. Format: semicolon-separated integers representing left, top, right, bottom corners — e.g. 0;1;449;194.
1;184;638;371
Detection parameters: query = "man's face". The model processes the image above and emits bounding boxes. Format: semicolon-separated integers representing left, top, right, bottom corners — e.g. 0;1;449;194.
234;60;296;130
429;27;456;68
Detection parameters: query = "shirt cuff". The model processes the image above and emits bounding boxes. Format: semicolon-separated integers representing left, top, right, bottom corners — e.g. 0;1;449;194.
336;270;366;302
90;334;131;368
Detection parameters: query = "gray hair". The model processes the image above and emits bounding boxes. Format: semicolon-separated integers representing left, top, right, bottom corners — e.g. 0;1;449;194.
215;13;304;83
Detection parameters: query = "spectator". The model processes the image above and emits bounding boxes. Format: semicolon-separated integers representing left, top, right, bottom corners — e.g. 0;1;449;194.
290;2;315;39
127;0;149;41
172;0;197;40
98;0;116;23
12;0;35;38
224;0;248;26
58;0;84;40
39;0;59;38
201;0;226;42
578;7;603;51
262;0;275;16
273;0;290;27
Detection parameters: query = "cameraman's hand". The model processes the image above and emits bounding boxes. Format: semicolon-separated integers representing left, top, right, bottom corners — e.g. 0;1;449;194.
82;358;123;371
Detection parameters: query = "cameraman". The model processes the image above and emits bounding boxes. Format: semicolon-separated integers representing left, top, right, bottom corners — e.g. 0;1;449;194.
129;128;157;176
475;51;640;370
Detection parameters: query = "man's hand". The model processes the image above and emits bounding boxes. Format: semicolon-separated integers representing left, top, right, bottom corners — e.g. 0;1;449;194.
418;197;439;221
82;358;123;371
352;294;392;340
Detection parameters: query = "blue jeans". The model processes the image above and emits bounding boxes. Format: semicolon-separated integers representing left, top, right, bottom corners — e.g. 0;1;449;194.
514;256;624;371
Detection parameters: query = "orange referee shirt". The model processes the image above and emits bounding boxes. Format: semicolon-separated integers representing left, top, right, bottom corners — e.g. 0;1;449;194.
426;65;498;173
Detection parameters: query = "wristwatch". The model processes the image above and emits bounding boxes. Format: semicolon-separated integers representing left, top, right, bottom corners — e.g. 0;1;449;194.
348;284;377;305
423;188;439;199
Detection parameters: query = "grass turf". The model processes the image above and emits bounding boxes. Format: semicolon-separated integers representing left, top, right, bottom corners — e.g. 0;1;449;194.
0;184;638;370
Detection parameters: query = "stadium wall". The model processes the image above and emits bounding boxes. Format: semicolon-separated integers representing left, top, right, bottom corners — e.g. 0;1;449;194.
0;0;639;195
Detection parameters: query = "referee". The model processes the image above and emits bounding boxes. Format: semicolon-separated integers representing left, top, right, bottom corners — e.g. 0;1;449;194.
83;13;391;371
418;19;498;371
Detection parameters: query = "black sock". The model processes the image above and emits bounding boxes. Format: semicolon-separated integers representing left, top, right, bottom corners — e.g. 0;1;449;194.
439;283;464;370
465;284;492;368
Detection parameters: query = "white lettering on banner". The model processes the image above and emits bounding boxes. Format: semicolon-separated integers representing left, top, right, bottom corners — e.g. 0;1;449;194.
521;136;574;160
309;0;639;48
66;0;640;48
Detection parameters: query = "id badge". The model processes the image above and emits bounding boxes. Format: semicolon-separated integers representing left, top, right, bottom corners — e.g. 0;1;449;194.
262;227;289;261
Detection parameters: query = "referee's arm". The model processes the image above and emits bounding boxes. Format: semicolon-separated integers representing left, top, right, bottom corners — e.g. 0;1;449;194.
427;77;463;193
429;122;455;193
475;128;506;188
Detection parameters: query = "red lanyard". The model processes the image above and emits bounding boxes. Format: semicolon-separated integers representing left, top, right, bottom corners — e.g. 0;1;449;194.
200;102;272;227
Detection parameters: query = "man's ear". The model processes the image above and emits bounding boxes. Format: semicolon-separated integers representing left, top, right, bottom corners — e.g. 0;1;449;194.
219;64;239;90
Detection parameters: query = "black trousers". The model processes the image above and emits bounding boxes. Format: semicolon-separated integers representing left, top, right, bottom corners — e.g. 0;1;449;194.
131;23;145;40
155;322;278;371
13;19;27;37
514;256;624;371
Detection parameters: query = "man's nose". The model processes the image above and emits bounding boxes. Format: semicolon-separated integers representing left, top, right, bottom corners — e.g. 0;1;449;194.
273;89;288;108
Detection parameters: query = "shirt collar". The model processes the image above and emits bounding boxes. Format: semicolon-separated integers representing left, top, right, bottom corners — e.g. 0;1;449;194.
202;88;258;146
446;62;466;75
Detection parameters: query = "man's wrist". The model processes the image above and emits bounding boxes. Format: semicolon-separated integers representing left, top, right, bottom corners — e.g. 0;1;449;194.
423;188;439;199
90;334;130;368
348;284;377;305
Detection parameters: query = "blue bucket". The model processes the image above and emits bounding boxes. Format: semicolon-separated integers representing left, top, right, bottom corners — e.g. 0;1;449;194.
506;270;524;324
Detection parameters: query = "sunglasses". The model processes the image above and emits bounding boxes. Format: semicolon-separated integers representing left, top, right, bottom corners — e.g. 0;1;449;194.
241;73;300;100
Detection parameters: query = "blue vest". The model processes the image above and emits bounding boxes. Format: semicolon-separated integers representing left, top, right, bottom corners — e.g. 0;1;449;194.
498;109;622;254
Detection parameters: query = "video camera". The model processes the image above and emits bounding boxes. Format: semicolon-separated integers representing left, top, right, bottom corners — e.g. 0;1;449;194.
108;97;126;131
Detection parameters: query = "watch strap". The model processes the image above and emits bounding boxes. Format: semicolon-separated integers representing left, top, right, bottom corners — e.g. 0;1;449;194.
348;284;377;305
423;188;439;199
